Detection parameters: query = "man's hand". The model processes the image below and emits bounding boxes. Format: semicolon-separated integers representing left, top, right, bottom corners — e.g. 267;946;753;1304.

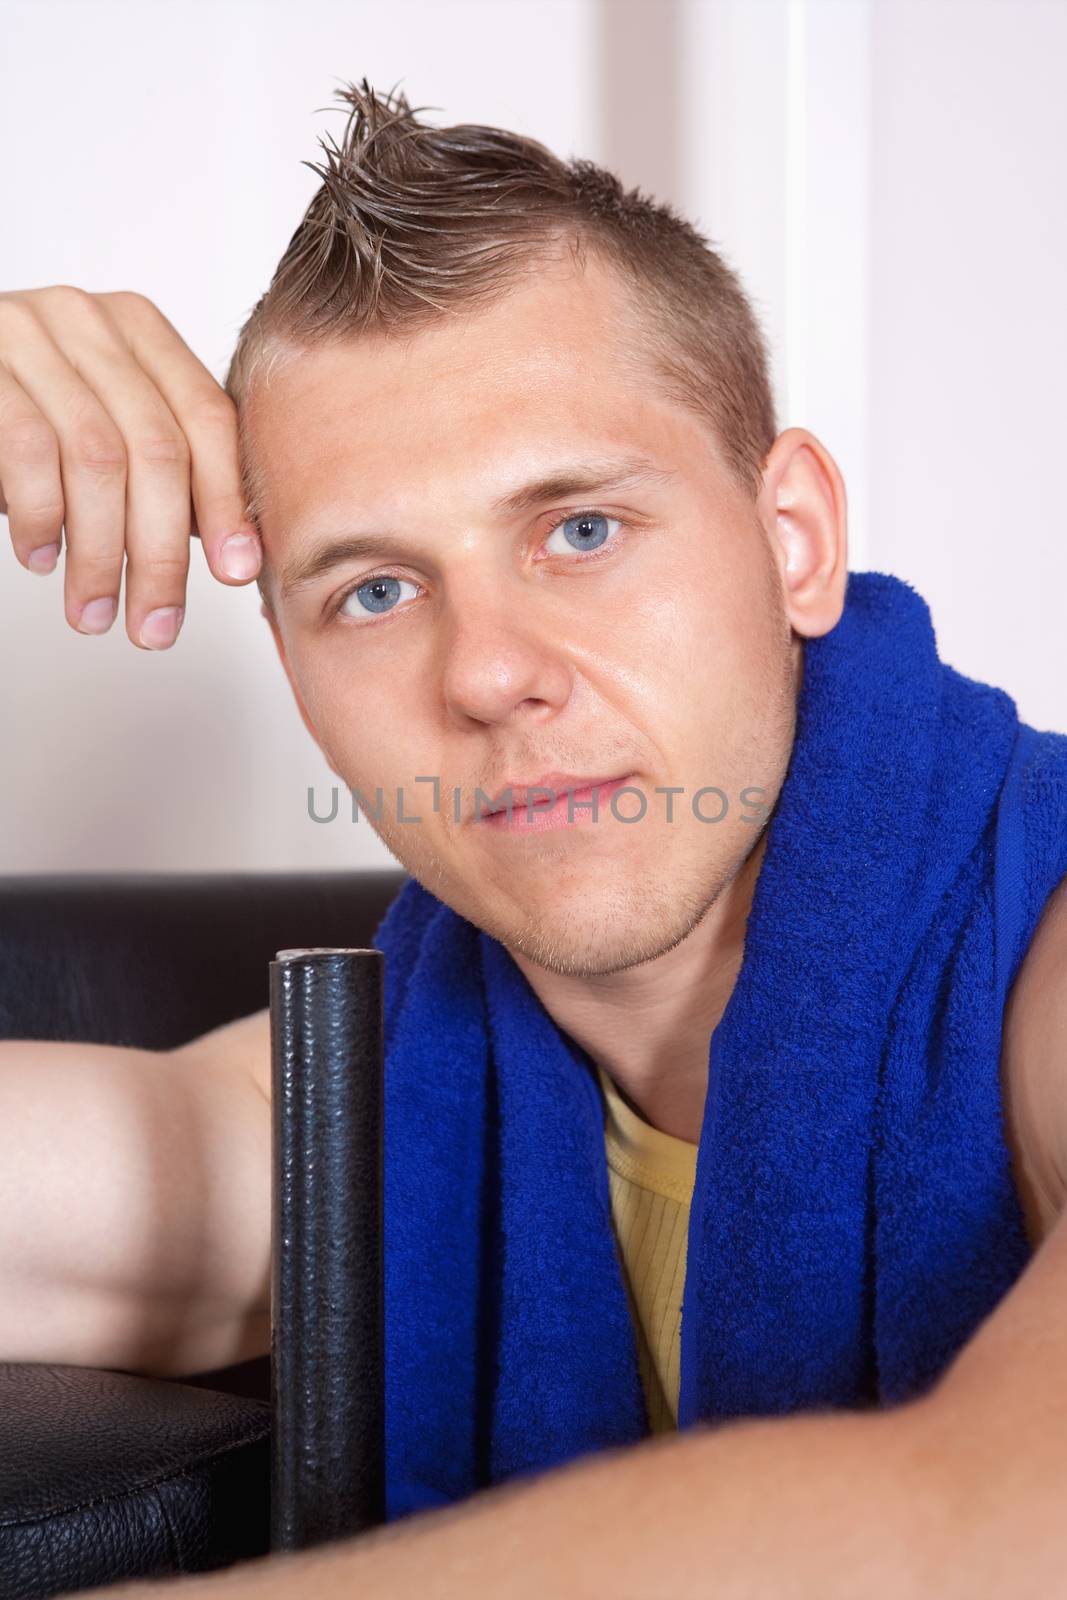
0;285;261;649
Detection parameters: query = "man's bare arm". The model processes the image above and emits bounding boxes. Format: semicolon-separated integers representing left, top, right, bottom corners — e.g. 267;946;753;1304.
0;1005;271;1379
68;889;1067;1600
70;1201;1067;1600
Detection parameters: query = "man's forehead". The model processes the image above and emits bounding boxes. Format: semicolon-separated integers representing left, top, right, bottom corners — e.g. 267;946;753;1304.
256;329;641;437
240;253;727;597
250;347;678;537
247;250;654;434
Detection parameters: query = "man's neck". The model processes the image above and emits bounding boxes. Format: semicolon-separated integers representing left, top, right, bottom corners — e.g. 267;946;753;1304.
509;830;769;1143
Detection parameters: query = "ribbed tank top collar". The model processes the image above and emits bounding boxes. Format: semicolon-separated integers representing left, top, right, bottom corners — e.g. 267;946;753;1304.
595;1061;699;1202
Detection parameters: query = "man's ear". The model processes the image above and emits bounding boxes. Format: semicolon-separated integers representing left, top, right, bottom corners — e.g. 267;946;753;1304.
261;601;343;778
756;426;848;640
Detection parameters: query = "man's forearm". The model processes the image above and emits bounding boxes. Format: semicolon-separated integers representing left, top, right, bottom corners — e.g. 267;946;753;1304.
81;1397;976;1600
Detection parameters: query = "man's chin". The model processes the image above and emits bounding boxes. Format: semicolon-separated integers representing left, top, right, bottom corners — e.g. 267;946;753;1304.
390;824;681;938
500;916;685;981
469;873;673;964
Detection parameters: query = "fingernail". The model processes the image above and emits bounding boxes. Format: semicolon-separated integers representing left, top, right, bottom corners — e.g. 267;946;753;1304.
219;532;261;580
77;596;117;634
139;606;184;650
28;543;60;574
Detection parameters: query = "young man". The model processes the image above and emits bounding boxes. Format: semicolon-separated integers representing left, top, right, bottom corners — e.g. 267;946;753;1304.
1;79;1066;1598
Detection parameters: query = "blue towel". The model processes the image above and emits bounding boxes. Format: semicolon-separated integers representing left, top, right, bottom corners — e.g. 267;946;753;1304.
372;568;1067;1524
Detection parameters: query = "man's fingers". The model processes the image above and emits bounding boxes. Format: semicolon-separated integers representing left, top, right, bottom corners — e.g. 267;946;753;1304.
0;296;128;635
1;284;263;650
101;293;262;585
28;289;195;648
0;363;65;575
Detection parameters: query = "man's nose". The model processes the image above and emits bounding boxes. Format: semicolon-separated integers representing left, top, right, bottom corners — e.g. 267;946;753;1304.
438;593;574;728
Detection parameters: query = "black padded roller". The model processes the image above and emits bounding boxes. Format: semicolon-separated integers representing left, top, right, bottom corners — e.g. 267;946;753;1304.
268;947;385;1552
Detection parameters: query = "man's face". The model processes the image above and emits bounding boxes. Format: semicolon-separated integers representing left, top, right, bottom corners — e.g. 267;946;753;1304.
246;251;800;977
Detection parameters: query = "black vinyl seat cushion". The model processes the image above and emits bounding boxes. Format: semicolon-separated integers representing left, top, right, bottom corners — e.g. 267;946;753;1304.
0;1364;270;1597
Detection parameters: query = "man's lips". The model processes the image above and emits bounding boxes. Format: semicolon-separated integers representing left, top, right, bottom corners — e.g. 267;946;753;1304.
478;771;632;817
475;774;637;832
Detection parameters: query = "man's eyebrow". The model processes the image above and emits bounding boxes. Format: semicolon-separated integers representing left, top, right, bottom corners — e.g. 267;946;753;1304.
276;454;676;602
491;453;676;517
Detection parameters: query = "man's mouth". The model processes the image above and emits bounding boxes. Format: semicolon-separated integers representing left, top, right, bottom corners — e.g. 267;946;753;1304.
476;773;636;833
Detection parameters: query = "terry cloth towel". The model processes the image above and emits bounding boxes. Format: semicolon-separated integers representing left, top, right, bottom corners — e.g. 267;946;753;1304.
372;568;1067;1525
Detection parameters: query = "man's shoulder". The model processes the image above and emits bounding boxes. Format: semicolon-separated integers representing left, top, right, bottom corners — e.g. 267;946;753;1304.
170;1004;272;1105
1001;867;1067;1249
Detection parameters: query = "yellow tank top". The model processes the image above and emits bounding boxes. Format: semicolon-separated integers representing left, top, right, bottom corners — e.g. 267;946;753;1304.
594;1062;700;1433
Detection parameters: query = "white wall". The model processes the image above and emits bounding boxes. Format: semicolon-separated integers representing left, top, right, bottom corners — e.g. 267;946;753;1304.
681;0;1066;736
1;0;1063;875
869;0;1067;735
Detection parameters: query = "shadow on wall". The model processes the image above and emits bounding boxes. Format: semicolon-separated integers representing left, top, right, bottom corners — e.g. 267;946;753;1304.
597;0;684;209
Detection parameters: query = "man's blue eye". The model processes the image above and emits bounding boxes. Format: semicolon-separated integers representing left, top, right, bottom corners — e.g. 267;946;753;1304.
545;512;620;556
338;575;418;620
335;512;622;623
